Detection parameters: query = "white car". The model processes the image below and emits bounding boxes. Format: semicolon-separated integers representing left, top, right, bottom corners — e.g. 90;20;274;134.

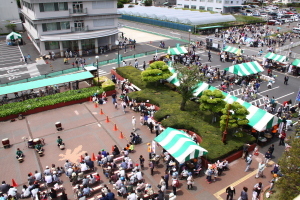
247;13;253;16
261;14;268;18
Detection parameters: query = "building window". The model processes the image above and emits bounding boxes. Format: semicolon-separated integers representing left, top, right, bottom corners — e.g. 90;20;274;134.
39;2;68;12
207;7;213;11
45;41;59;50
191;0;197;1
191;5;196;9
207;0;213;2
199;0;205;2
199;6;205;10
42;22;70;32
184;4;189;8
216;0;222;3
225;1;229;3
231;1;233;3
93;19;114;27
92;1;114;9
22;1;34;11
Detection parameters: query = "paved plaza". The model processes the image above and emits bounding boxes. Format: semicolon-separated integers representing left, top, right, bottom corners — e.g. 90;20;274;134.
0;89;285;199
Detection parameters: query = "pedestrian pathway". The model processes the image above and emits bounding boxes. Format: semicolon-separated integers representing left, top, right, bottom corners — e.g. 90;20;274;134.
0;41;23;67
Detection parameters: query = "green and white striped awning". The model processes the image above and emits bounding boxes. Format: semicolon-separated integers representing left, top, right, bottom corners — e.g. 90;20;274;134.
224;61;264;76
154;127;208;164
223;46;242;55
264;52;287;63
193;82;211;97
292;59;300;67
208;86;281;131
166;73;180;86
167;46;188;55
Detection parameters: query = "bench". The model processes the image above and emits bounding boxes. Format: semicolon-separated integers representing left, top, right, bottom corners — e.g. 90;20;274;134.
128;84;141;91
113;156;124;163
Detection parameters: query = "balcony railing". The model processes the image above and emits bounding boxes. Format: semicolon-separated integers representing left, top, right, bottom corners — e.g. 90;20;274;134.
69;8;87;15
71;26;88;32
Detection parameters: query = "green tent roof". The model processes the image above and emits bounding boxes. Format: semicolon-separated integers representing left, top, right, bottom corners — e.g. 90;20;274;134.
154;127;208;163
223;46;242;54
224;61;264;76
264;52;287;63
167;46;188;55
292;59;300;67
0;71;93;96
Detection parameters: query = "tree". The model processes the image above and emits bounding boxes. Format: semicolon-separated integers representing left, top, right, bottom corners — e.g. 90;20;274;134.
172;64;206;111
220;101;249;132
144;0;153;6
199;90;226;123
5;23;16;32
276;126;300;200
141;61;172;85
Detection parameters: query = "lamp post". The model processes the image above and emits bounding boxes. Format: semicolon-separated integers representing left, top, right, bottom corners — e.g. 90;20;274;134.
115;40;120;68
188;29;191;54
95;56;100;87
222;98;234;144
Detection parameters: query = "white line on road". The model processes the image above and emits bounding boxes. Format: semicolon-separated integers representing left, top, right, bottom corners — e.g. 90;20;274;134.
275;92;294;100
257;86;280;94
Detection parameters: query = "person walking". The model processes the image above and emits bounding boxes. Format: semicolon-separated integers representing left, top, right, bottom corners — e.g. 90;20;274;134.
226;186;235;200
254;182;263;198
284;75;289;85
242;144;250;159
132;116;136;131
245;155;252;172
279;130;286;146
149;160;154;176
121;101;126;114
239;187;248;200
134;59;139;68
139;155;145;170
208;51;212;62
268;144;275;157
143;61;146;70
186;174;194;190
255;161;265;178
164;171;169;189
264;151;272;166
27;54;32;61
147;143;152;160
171;177;179;195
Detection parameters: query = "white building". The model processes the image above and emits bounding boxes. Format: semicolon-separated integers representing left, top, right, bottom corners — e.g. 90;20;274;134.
21;0;119;56
0;0;23;33
176;0;246;13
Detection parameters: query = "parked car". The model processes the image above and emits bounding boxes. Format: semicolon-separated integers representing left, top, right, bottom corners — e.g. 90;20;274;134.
261;13;268;17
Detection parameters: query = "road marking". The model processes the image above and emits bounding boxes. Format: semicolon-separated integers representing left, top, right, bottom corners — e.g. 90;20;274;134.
214;169;257;199
98;124;101;127
276;92;294;100
74;110;79;115
170;32;180;35
257;86;280;94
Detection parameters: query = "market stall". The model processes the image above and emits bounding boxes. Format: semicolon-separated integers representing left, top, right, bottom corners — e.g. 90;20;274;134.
167;45;188;55
263;52;289;72
154;127;208;164
290;59;300;76
224;61;264;76
6;32;22;46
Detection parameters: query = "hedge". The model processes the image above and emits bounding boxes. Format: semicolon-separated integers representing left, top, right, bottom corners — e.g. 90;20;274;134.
93;76;115;92
0;86;103;118
117;66;255;162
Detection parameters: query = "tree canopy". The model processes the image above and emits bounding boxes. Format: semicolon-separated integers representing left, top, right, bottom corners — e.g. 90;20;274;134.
220;101;249;132
276;125;300;200
172;64;206;111
141;61;172;82
200;90;226;114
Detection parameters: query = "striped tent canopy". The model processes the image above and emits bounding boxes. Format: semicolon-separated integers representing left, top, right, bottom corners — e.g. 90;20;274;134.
208;86;281;131
193;82;211;97
223;46;242;55
154;127;208;164
292;59;300;67
264;52;287;63
166;73;180;86
224;61;264;76
167;46;188;55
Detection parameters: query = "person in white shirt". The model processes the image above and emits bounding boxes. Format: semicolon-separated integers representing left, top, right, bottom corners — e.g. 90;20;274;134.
80;162;88;172
127;192;138;200
34;171;42;182
8;187;18;197
135;169;143;181
45;174;53;184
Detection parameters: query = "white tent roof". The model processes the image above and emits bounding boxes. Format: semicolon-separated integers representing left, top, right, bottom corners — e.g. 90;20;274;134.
118;7;236;25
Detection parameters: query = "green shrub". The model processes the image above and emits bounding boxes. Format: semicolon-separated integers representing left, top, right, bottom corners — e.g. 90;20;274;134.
0;87;103;118
117;66;255;162
102;79;115;91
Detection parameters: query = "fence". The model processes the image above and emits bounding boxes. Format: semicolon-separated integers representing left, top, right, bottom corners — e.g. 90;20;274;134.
276;41;300;59
120;15;194;32
0;49;169;87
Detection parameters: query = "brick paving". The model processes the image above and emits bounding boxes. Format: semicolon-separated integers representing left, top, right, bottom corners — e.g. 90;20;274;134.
0;88;275;200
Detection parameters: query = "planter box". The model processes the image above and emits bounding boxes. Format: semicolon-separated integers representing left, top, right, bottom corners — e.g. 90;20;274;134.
0;90;116;122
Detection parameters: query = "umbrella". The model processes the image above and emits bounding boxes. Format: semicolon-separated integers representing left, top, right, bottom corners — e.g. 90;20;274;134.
6;32;22;40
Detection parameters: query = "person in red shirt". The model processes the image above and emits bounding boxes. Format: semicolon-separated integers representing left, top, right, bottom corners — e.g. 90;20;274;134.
279;130;286;146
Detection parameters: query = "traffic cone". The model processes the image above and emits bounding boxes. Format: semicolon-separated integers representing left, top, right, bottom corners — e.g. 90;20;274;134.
89;96;92;102
29;172;32;176
113;124;118;131
119;132;124;139
105;116;110;123
11;179;18;187
80;155;84;162
91;153;96;161
94;103;98;108
100;109;104;115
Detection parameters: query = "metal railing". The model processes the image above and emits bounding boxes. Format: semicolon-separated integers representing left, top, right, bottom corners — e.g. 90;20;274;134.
71;26;88;32
69;8;87;15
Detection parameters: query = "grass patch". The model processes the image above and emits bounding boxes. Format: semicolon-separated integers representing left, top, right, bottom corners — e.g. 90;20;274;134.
117;66;255;162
